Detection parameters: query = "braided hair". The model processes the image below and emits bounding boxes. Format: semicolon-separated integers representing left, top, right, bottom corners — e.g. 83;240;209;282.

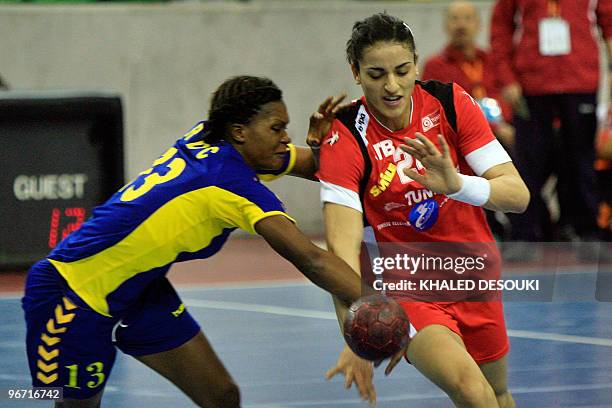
346;13;417;70
204;76;282;143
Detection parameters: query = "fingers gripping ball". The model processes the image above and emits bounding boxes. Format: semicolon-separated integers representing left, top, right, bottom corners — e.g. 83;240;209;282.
343;295;410;361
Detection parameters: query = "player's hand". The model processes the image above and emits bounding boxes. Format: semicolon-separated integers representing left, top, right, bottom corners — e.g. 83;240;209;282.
326;344;376;406
307;93;348;147
382;342;409;376
399;133;462;195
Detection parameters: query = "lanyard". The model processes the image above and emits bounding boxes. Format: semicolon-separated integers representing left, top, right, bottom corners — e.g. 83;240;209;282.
460;60;483;83
547;0;560;17
459;60;486;98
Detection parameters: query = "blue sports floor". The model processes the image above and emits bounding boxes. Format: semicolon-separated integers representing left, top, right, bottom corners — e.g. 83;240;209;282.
1;271;611;407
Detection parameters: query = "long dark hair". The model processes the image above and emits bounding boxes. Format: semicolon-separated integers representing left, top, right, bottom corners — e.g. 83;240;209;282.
346;13;417;70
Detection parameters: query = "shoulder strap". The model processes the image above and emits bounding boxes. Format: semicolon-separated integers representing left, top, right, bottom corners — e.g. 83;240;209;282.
335;101;372;226
417;80;458;133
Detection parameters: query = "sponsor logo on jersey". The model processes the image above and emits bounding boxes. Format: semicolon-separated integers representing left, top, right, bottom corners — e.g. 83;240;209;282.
372;139;395;160
421;110;440;133
325;131;340;146
370;163;397;197
376;220;411;231
404;188;434;206
409;198;439;232
383;202;407;212
355;105;370;146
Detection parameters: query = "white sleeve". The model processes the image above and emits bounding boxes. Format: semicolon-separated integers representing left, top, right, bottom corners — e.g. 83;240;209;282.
464;139;512;176
320;180;363;213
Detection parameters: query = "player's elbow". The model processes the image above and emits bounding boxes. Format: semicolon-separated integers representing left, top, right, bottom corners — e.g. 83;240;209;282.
220;384;241;408
496;177;530;213
508;183;530;213
516;188;530;213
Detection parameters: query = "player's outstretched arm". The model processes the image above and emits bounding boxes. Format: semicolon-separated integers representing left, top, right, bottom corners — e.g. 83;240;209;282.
323;203;377;406
288;146;318;181
288;94;349;180
323;203;364;325
255;215;362;307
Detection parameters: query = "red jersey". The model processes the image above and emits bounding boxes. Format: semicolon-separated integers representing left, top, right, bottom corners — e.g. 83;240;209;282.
316;81;511;244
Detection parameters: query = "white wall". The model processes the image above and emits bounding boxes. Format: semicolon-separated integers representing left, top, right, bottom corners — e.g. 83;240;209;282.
0;1;495;232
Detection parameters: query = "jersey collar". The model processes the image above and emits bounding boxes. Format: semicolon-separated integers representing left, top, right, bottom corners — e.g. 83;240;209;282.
361;91;417;136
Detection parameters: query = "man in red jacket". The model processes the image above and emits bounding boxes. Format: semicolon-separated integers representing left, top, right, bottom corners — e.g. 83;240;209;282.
490;0;612;253
423;1;514;149
423;1;515;240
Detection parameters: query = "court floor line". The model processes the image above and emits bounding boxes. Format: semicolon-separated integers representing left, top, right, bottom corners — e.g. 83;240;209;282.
183;298;612;347
242;382;612;407
0;280;311;300
506;329;612;347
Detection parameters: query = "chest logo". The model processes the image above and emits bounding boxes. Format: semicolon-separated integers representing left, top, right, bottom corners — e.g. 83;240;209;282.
369;163;397;197
409;198;439;232
355;105;370;146
326;131;340;146
422;110;440;133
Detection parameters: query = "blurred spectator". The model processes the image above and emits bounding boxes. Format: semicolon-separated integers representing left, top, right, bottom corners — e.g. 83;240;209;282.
490;0;612;258
423;1;514;149
422;1;515;240
595;108;612;240
0;74;8;90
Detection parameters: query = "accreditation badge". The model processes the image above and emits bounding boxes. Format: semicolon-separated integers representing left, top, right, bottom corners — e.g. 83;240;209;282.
538;18;571;56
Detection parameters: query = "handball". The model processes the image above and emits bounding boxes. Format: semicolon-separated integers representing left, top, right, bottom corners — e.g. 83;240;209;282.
343;295;410;361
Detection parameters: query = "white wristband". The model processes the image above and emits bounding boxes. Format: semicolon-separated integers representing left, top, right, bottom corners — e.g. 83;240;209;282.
447;174;491;206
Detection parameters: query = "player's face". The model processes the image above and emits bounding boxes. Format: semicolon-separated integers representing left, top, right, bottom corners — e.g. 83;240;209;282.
240;101;291;171
353;42;418;131
445;2;480;49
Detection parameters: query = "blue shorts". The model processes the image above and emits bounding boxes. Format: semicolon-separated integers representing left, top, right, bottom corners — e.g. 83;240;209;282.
22;260;201;400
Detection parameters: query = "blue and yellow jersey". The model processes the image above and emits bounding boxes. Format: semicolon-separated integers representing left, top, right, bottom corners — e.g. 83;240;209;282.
47;122;296;317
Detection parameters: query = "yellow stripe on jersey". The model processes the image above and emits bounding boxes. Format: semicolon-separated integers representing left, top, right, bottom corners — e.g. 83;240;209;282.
48;186;295;317
258;144;297;182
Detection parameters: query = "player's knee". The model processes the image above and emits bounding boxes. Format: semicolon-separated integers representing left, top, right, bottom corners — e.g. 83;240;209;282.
495;390;515;408
199;382;240;408
218;382;241;408
55;398;101;408
54;391;103;408
447;375;495;407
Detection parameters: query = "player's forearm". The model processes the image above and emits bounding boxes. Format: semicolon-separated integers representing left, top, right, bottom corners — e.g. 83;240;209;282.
326;245;362;332
288;146;318;181
324;204;365;332
304;249;362;306
331;294;349;334
484;174;530;213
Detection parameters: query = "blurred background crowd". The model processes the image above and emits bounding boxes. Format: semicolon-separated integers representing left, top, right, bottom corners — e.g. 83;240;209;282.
0;0;610;265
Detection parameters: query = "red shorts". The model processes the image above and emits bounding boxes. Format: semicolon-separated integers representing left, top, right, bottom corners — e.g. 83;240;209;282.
400;301;509;365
